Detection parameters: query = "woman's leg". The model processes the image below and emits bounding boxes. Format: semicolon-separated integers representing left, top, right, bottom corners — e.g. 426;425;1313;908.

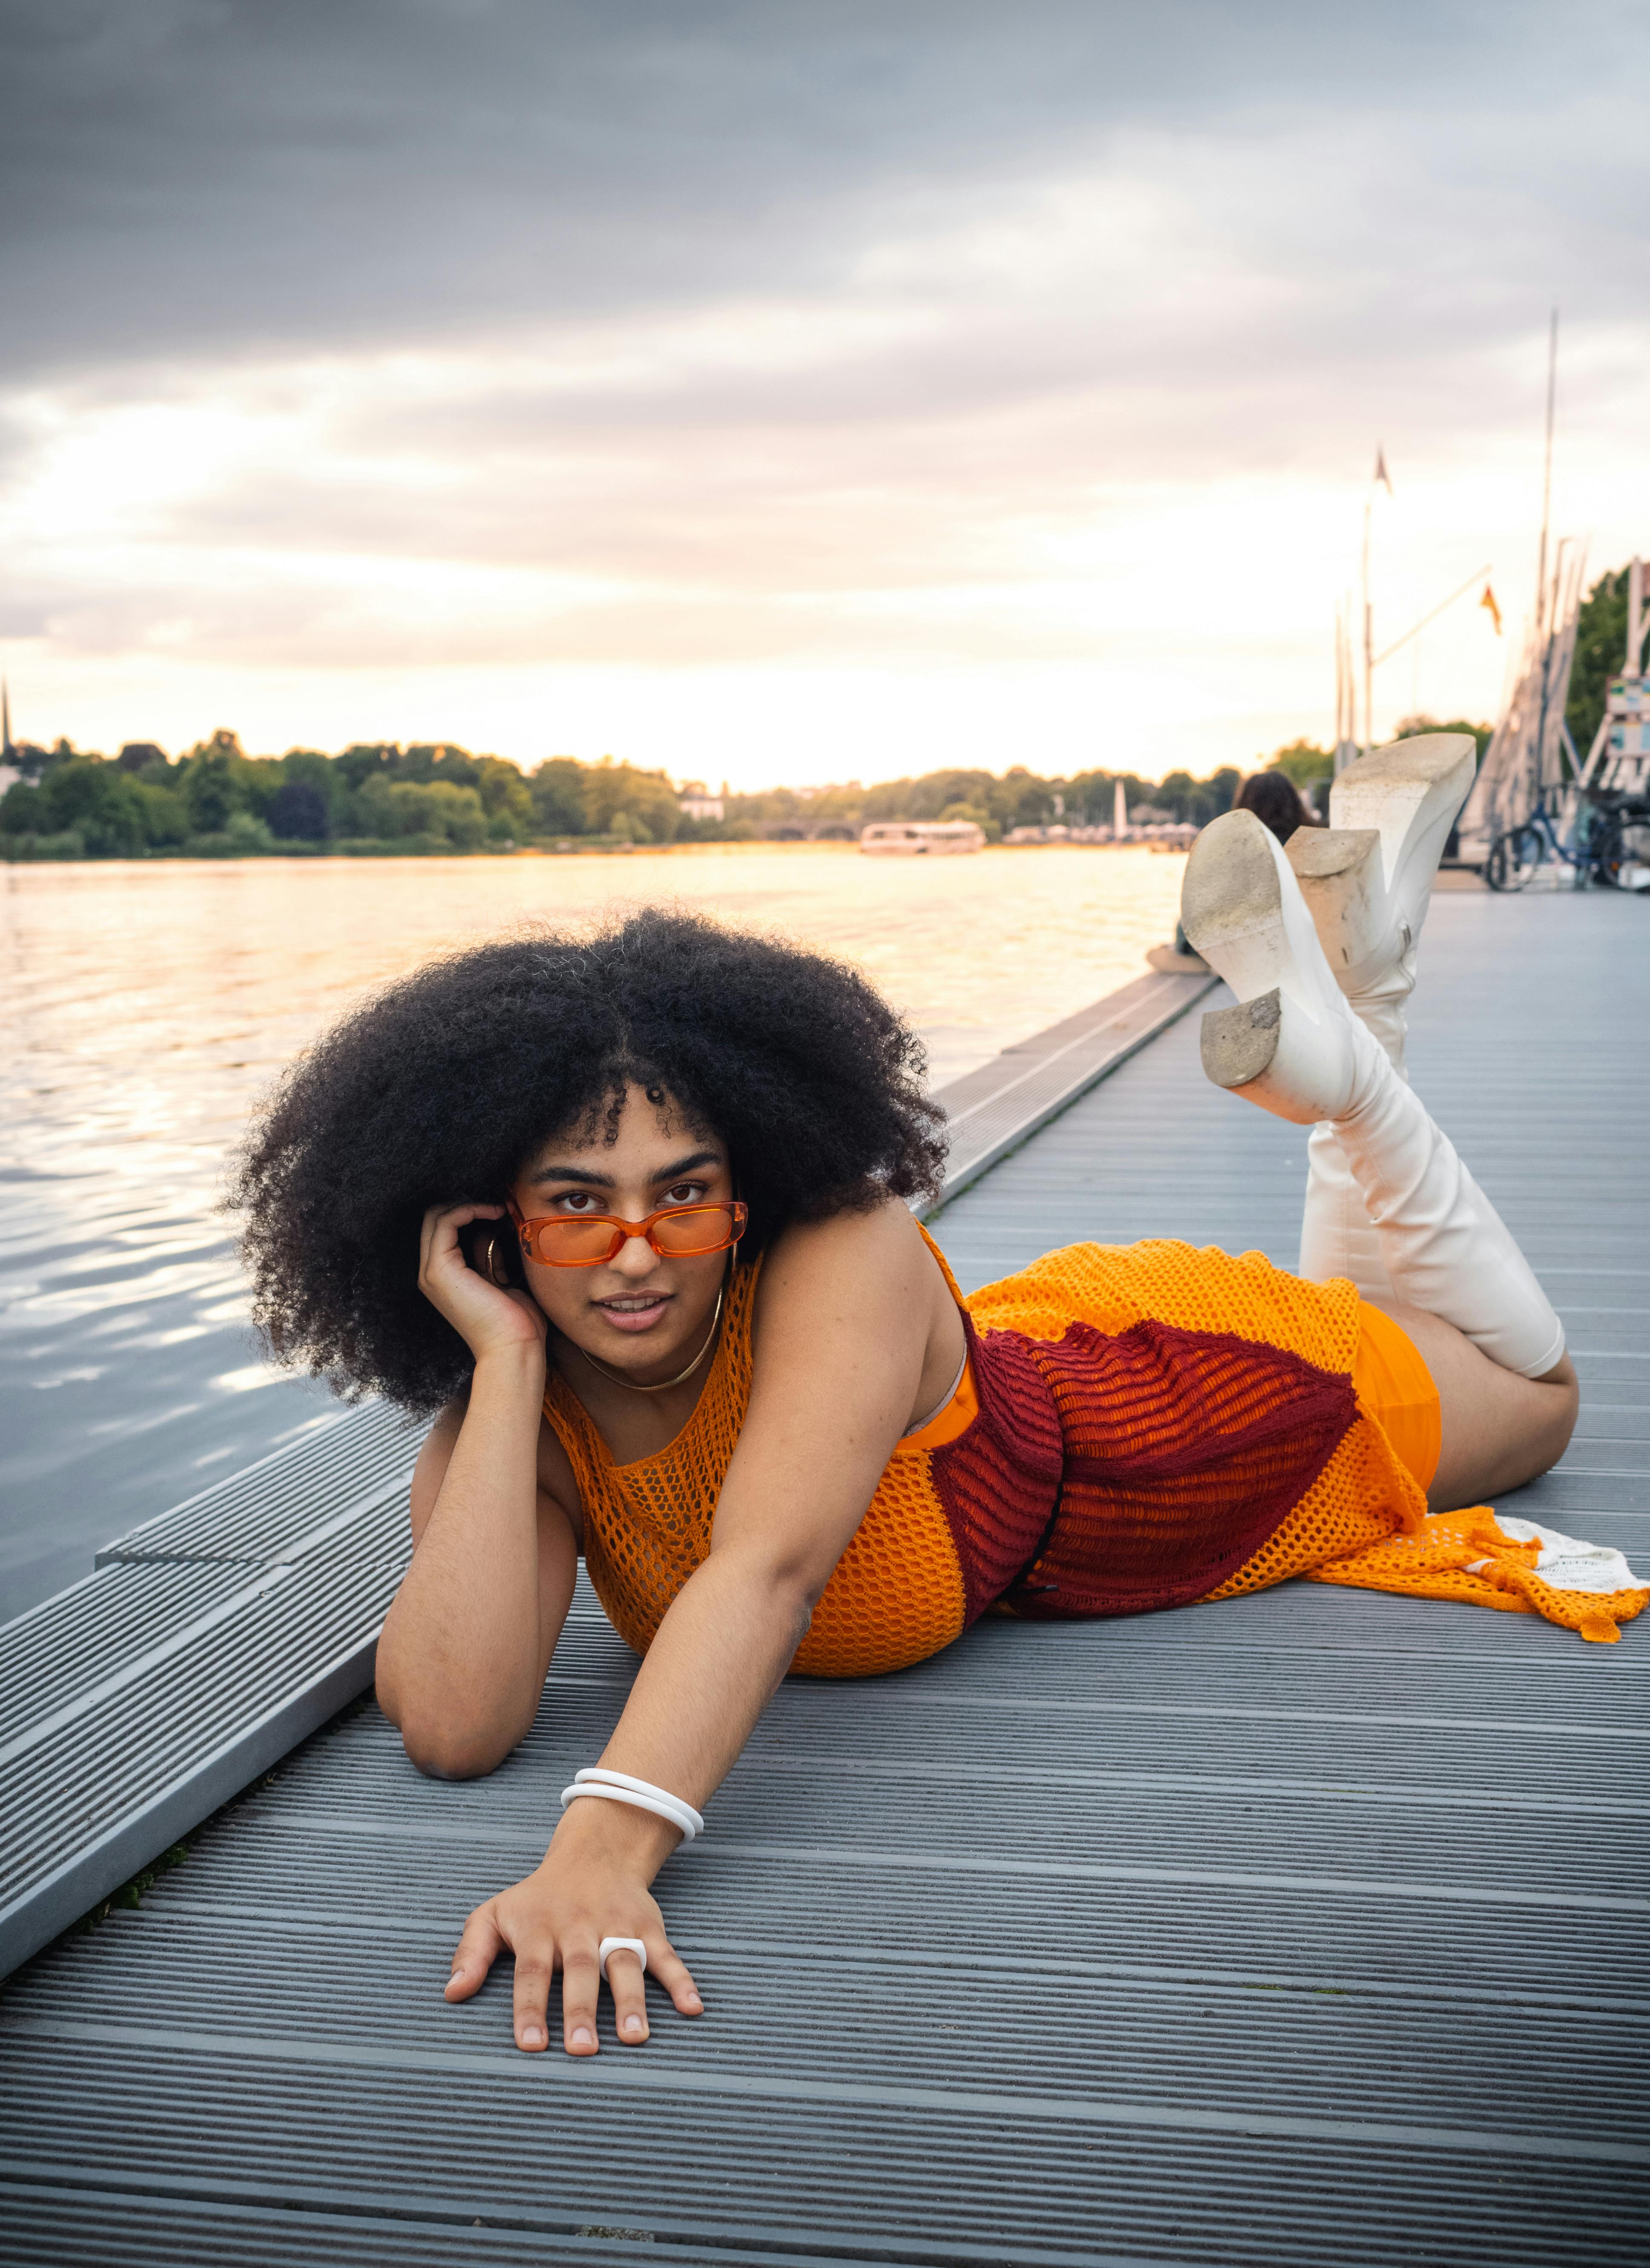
1291;735;1477;1299
1369;1298;1578;1510
1182;808;1567;1378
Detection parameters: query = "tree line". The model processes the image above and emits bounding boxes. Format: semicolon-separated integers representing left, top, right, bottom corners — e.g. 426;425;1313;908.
0;722;1486;863
3;562;1627;863
0;735;693;860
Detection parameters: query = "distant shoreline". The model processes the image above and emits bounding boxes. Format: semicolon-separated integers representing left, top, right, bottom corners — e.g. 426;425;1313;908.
3;835;1184;867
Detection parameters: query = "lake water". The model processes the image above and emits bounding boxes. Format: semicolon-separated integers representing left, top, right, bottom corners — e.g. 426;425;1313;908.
0;843;1184;1617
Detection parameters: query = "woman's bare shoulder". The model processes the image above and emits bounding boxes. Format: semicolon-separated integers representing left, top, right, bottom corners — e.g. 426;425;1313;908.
759;1193;939;1281
753;1198;959;1375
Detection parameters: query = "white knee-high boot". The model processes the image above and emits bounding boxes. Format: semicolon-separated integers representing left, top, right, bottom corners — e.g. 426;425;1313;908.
1289;735;1477;1302
1299;1124;1395;1299
1182;809;1565;1379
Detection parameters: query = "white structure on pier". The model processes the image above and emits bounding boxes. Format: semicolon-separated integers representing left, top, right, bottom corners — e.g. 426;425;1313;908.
1576;556;1650;798
1455;541;1589;861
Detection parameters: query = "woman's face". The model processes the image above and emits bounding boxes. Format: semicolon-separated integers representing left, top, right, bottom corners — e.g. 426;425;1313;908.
509;1082;735;1383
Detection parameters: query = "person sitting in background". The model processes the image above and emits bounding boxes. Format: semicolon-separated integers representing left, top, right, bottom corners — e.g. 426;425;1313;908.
1234;767;1322;845
1149;769;1322;971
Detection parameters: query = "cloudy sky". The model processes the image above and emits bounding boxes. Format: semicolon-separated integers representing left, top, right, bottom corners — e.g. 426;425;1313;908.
2;1;1645;787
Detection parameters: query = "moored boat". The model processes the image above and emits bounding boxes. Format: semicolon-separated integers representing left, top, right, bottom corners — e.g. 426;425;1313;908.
859;820;985;855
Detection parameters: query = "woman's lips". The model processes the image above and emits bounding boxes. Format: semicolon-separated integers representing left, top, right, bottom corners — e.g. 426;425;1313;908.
593;1294;672;1335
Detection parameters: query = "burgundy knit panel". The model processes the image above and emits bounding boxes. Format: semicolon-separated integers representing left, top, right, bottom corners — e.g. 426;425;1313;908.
1002;1318;1360;1619
928;1311;1063;1625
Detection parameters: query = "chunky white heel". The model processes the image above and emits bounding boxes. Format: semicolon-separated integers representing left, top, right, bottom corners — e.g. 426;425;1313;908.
1182;811;1365;1126
1180;807;1566;1378
1286;731;1477;1054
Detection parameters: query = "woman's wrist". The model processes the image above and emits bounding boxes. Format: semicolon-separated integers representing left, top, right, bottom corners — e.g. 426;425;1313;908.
548;1786;683;1880
471;1338;547;1394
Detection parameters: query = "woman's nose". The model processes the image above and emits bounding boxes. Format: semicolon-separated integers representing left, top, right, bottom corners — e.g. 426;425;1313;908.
611;1231;659;1275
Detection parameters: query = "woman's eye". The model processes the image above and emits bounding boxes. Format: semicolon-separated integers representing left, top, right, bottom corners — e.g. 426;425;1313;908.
664;1183;704;1206
558;1192;598;1214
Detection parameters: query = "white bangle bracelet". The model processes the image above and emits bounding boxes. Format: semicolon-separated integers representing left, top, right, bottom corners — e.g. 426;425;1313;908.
559;1767;704;1842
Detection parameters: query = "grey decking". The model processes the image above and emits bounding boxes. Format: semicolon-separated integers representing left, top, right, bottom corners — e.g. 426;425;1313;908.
910;964;1215;1209
0;973;1213;1984
0;1405;424;1972
1;887;1646;2265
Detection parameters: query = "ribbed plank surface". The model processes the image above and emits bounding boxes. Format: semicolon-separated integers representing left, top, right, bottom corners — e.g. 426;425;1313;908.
0;1559;401;1969
918;965;1216;1206
0;1397;423;1975
0;1562;252;1745
95;1398;420;1568
3;888;1647;2264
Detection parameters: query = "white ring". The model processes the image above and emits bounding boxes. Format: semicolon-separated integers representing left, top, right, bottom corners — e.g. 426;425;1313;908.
598;1935;647;1984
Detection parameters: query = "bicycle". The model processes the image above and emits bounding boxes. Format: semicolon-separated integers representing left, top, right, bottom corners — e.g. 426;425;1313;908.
1483;791;1639;892
1584;787;1650;890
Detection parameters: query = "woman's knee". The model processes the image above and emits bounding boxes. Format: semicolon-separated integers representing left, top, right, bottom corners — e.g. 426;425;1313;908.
1396;1306;1578;1507
1526;1353;1579;1474
399;1723;517;1781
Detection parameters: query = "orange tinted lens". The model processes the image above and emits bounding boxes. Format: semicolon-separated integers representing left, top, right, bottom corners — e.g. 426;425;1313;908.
650;1206;735;1255
532;1217;621;1263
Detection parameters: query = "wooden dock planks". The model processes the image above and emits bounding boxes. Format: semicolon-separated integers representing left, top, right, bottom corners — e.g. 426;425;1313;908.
0;886;1646;2266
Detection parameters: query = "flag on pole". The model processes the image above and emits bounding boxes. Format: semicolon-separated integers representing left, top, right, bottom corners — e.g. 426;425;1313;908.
1480;583;1503;635
1373;447;1393;494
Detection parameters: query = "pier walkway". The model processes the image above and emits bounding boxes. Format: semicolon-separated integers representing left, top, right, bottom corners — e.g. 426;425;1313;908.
1;889;1646;2266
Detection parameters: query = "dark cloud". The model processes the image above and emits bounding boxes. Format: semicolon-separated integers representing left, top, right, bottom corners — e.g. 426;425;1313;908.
4;0;1635;381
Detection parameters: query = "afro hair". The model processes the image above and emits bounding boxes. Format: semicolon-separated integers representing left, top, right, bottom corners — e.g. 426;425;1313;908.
230;909;947;1410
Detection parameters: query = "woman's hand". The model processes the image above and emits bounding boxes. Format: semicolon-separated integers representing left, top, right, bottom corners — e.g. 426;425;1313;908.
443;1803;704;2053
417;1201;546;1365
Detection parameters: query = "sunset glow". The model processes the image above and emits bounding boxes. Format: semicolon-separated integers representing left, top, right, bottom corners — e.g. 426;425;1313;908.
3;7;1644;785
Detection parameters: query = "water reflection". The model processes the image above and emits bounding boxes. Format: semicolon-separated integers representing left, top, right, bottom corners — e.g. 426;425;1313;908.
0;844;1183;1615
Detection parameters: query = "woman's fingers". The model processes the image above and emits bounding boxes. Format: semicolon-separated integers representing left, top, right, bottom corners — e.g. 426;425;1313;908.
419;1200;503;1284
511;1944;556;2052
444;1902;503;2002
560;1946;602;2056
647;1935;704;2019
604;1947;650;2044
414;1202;543;1357
443;1894;700;2056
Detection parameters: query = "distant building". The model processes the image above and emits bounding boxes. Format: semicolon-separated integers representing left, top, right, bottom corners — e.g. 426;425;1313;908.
677;781;725;821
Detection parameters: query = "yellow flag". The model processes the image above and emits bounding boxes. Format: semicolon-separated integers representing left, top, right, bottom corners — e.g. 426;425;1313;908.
1480;583;1503;634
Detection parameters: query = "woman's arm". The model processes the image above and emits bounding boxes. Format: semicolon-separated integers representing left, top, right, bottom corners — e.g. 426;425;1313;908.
374;1202;581;1778
444;1200;961;2054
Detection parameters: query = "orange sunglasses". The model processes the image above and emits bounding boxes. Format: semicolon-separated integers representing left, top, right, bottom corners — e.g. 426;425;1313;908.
507;1196;748;1269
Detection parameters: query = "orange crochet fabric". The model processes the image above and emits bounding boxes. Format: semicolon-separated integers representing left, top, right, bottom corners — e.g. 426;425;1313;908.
544;1232;1437;1674
543;1258;969;1676
966;1240;1427;1608
1305;1506;1650;1644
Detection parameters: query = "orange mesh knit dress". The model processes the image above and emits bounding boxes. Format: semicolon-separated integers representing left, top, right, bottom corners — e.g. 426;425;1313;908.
544;1232;1644;1668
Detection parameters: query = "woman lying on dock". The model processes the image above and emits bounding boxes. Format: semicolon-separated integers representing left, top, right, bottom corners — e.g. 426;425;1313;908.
237;734;1639;2060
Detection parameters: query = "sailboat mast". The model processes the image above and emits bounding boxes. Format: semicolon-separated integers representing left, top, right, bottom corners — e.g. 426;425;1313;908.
1361;497;1374;755
1531;311;1561;783
1535;307;1558;640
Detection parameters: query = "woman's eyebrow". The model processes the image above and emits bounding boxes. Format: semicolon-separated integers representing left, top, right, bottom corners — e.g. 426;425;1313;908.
529;1149;721;1191
652;1149;722;1183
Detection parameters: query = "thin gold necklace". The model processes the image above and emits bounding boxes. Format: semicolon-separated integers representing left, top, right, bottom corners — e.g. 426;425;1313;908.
575;1284;725;1395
